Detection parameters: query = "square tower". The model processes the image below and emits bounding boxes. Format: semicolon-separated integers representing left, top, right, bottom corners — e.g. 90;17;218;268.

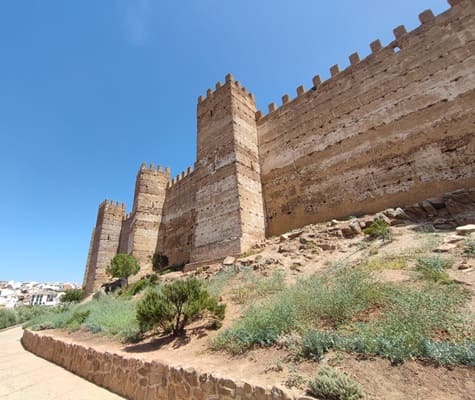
190;74;266;262
83;200;125;294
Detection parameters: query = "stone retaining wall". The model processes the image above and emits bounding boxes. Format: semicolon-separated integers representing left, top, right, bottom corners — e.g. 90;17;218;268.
21;329;296;400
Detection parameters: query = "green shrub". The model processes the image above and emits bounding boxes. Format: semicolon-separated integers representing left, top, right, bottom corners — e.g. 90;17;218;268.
308;366;364;400
136;278;225;336
16;305;55;324
416;256;453;282
363;219;392;242
301;330;339;361
107;253;141;286
0;308;17;329
463;240;475;257
422;340;475;366
125;274;158;297
61;288;83;303
65;310;90;330
212;297;298;353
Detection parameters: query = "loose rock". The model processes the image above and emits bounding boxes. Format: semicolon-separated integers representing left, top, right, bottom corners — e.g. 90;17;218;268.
456;224;475;236
222;256;236;266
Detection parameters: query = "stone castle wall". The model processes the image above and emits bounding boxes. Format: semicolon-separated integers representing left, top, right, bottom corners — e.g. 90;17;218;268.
158;168;197;266
257;0;475;236
83;0;475;294
22;329;294;400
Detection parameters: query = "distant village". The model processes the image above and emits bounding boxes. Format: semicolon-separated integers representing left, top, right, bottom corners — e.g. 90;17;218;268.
0;280;81;308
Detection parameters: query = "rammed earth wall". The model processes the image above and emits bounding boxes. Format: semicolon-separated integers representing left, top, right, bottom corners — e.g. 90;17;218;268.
257;0;475;235
22;329;295;400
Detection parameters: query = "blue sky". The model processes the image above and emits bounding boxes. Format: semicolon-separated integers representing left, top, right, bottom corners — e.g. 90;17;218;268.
0;0;449;283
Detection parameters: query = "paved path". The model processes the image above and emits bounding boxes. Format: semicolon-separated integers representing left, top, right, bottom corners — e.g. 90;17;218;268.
0;326;123;399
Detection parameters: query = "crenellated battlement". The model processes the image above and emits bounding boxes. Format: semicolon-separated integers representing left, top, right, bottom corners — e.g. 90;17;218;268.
99;199;126;210
168;165;195;188
256;2;456;121
197;73;256;105
139;162;170;175
123;212;133;220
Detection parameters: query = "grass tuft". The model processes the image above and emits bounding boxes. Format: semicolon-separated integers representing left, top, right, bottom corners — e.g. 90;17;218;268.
416;256;453;283
25;295;140;342
463;240;475;257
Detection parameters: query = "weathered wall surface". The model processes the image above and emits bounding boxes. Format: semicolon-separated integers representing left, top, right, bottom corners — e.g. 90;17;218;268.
22;329;294;400
190;76;265;263
118;215;133;255
158;168;197;266
128;165;170;275
232;82;267;250
83;201;125;295
257;0;475;236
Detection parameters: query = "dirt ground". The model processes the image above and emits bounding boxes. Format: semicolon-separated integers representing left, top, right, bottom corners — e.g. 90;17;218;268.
52;218;475;399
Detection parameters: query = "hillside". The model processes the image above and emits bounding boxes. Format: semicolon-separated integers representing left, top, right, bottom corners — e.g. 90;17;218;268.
27;209;475;399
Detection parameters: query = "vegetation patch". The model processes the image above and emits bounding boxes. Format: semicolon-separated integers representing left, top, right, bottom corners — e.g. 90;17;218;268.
211;268;388;354
61;288;83;303
25;295;141;342
230;270;285;305
363;256;407;270
205;267;239;297
0;305;54;330
363;220;392;242
463;240;475;257
308;366;364;400
0;308;17;329
212;264;473;366
136;278;225;336
121;273;158;297
416;256;453;283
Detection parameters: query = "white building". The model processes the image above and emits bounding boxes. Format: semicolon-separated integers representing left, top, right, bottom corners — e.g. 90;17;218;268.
30;291;64;306
0;288;19;308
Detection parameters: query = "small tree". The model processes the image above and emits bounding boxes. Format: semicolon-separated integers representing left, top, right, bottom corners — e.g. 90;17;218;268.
136;277;225;336
106;254;140;287
61;288;83;303
363;219;392;242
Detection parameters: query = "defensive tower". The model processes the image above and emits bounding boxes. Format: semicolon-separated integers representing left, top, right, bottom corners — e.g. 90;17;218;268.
127;164;170;274
190;74;266;263
83;200;125;294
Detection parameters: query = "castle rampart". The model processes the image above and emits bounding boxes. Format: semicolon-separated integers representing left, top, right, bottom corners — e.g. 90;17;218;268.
257;1;475;235
83;0;475;294
158;168;197;266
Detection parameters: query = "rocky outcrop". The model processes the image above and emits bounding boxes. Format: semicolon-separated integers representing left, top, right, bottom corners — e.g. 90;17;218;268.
401;189;475;229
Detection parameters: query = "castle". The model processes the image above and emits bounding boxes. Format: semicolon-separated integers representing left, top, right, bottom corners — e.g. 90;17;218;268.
83;0;475;294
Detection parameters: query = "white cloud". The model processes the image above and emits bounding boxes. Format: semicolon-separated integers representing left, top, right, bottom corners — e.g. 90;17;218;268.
121;0;153;45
